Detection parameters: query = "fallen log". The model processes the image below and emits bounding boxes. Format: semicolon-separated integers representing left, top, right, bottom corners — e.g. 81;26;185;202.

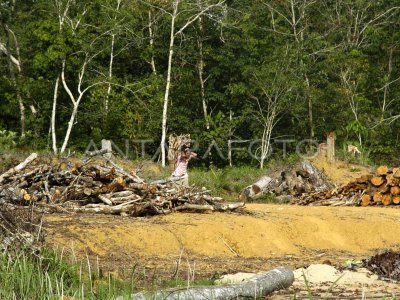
239;176;274;201
0;153;38;183
123;266;294;300
175;204;214;211
214;202;245;211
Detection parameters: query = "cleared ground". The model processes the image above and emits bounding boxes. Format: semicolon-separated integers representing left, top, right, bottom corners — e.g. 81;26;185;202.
45;204;400;279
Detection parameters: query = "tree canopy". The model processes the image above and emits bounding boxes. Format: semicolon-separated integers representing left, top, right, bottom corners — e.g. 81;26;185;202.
1;0;400;166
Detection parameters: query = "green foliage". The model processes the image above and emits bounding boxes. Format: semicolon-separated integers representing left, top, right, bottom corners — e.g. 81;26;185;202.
1;0;400;165
0;130;17;152
0;249;136;300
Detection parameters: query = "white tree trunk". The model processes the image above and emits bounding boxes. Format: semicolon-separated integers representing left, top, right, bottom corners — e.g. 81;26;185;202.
148;10;157;74
197;14;210;130
51;74;60;154
105;0;122;115
159;0;225;166
60;103;79;154
2;25;26;137
161;1;178;167
105;33;115;115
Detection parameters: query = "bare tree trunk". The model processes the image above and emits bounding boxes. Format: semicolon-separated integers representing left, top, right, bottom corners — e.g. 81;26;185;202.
2;24;26;137
228;110;232;167
381;47;393;119
305;75;314;140
159;0;225;166
197;14;210;130
16;87;26;137
148;10;157;74
51;74;60;154
161;0;178;167
105;0;122;116
105;33;115;115
60;103;79;154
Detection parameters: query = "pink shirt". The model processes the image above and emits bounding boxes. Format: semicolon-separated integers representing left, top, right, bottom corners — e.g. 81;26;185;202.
172;155;191;177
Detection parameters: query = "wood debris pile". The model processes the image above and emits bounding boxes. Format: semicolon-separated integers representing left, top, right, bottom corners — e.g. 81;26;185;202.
296;165;400;206
364;251;400;281
0;153;244;216
240;160;334;202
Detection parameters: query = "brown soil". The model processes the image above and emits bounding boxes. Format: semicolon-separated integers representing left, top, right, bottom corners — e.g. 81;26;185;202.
310;156;372;186
42;157;399;297
44;205;400;279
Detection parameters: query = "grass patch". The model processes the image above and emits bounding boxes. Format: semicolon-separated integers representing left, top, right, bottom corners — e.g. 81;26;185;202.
0;249;136;300
0;247;217;299
189;166;267;200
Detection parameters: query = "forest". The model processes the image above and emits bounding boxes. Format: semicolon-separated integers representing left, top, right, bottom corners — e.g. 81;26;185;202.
1;0;400;167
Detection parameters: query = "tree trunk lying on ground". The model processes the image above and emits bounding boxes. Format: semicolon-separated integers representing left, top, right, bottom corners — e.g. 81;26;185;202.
120;266;294;300
0;153;38;183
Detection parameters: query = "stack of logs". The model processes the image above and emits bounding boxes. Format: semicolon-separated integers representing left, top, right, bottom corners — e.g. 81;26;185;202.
297;165;400;206
0;153;244;216
359;166;400;206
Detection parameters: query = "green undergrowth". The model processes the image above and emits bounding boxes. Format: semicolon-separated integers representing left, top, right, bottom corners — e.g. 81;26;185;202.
140;164;269;201
0;249;136;299
0;247;217;300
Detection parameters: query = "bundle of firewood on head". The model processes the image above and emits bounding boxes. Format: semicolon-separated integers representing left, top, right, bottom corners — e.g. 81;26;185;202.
296;165;400;206
0;153;244;216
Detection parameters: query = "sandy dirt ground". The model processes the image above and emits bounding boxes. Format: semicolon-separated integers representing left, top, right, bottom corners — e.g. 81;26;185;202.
45;203;400;297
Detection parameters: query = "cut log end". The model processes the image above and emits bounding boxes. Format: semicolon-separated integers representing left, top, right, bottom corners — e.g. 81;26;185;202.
376;165;389;176
360;194;371;206
382;194;392;206
371;177;385;187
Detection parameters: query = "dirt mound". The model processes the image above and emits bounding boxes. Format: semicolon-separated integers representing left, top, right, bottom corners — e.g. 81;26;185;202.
45;204;400;278
310;156;371;186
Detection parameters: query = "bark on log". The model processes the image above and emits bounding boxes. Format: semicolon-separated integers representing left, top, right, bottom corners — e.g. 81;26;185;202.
378;183;389;194
0;153;38;183
356;174;372;184
175;204;214;211
239;176;273;201
213;202;245;211
98;194;113;205
124;266;294;300
393;168;400;178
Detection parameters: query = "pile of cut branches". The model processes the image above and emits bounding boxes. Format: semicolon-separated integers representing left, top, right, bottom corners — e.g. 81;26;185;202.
0;153;244;216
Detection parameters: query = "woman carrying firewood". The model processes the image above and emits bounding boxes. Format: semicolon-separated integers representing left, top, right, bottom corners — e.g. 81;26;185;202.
170;146;197;187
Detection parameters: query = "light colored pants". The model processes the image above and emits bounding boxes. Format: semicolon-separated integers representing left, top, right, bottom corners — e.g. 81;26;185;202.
170;174;189;188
